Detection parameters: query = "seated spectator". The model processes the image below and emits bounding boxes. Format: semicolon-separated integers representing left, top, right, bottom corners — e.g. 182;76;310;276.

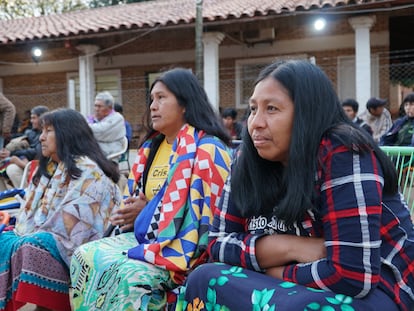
0;93;16;145
0;108;122;311
114;102;133;146
88;91;126;158
222;107;243;140
381;92;414;146
341;98;373;135
70;68;232;311
177;60;414;311
113;102;132;184
359;97;392;143
16;109;32;135
10;114;20;138
0;105;49;190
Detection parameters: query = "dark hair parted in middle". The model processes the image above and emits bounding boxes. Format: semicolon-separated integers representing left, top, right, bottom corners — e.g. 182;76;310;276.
232;59;397;225
142;68;231;146
36;108;120;183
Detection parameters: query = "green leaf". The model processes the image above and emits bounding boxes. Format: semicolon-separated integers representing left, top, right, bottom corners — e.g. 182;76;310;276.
325;297;341;305
233;273;248;278
217;276;229;286
335;294;353;304
252;289;262;305
307;287;325;293
209;278;217;286
207;287;217;304
306;302;321;310
261;289;275;306
340;305;356;311
279;281;296;289
229;266;243;273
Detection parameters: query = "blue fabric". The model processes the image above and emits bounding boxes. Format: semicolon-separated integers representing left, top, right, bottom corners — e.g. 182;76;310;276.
0;188;24;210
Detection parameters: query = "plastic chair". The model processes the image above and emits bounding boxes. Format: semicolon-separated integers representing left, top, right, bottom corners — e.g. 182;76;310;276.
380;146;414;214
107;136;129;161
118;145;130;176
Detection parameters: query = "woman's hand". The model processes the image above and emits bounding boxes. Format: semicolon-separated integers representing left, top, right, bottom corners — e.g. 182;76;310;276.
9;156;28;168
110;192;147;231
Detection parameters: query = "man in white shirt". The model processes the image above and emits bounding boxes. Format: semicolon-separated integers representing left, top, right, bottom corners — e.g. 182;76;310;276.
88;91;126;158
360;97;392;144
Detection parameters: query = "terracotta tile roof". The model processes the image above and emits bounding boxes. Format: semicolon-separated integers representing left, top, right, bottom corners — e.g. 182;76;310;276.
0;0;397;44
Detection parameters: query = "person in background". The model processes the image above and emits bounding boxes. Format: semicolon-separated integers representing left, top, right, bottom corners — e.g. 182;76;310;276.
176;60;414;311
10;114;19;138
360;96;392;143
0;108;122;311
221;107;243;140
380;92;414;146
399;98;408;118
70;68;232;311
0;105;49;190
0;93;16;146
88;91;126;158
114;102;133;146
341;98;373;136
16;109;32;136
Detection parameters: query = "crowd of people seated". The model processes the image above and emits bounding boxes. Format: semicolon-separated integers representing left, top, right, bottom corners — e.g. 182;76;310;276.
0;105;48;190
70;68;232;311
0;108;122;311
1;65;414;311
87;91;126;160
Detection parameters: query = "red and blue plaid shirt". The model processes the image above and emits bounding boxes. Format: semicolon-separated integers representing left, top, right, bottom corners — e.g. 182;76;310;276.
209;135;414;311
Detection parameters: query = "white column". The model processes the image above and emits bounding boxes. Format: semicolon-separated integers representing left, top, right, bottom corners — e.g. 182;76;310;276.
348;16;376;115
68;79;76;110
203;32;224;112
76;44;99;117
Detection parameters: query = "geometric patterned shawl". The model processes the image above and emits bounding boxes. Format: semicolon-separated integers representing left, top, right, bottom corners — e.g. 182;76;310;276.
126;124;231;284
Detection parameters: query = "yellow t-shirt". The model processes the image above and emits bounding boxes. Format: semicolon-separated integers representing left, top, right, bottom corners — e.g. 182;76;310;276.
145;139;172;200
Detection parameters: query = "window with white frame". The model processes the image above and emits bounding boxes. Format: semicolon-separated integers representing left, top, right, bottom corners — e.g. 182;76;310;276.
66;70;122;111
235;55;308;109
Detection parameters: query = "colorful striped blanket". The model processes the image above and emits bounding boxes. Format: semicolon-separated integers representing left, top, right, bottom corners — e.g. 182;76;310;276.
126;124;231;284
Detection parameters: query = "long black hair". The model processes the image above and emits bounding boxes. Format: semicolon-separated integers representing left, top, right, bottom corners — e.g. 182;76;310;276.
35;108;120;183
140;68;231;146
232;60;397;225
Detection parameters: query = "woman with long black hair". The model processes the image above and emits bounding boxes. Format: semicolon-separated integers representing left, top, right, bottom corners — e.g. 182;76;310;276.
0;108;122;311
177;60;414;311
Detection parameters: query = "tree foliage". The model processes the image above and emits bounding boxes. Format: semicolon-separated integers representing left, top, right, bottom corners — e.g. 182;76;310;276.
0;0;87;20
0;0;152;20
88;0;151;8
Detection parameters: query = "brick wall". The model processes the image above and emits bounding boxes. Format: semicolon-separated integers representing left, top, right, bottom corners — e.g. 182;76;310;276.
0;11;401;146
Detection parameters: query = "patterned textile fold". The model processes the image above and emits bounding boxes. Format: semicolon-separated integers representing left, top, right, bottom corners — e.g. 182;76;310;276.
0;231;71;311
127;124;231;284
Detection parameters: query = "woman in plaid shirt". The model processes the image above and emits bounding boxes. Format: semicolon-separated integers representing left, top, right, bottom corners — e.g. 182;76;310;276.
177;60;414;311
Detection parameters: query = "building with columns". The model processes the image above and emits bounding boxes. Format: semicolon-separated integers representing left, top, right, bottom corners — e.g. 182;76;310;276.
0;0;412;147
